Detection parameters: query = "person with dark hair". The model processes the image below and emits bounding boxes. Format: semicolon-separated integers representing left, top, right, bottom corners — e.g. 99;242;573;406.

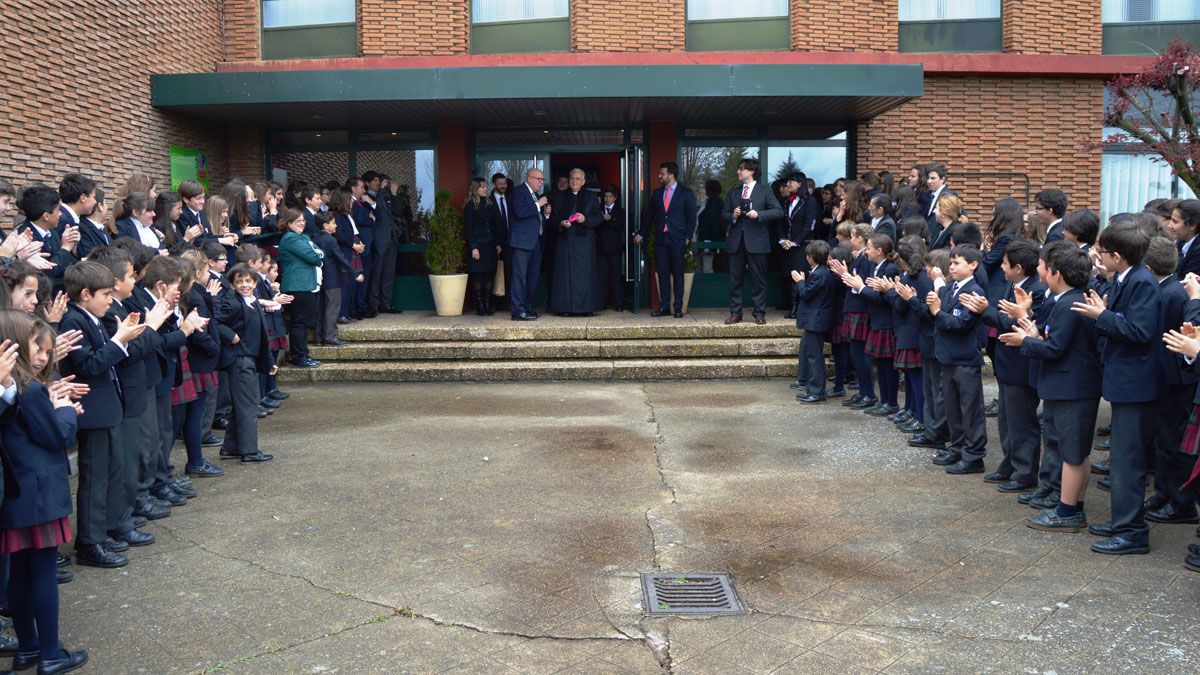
597;186;626;311
791;240;834;402
1072;223;1161;554
879;170;895;196
464;178;500;316
1168;199;1200;276
328;189;365;324
899;215;930;244
1034;189;1069;242
277;208;324;363
312;211;356;345
780;172;820;318
860;172;881;199
175;180;211;246
116;192;165;252
1062;209;1100;249
696;179;724;275
57;173;96;236
344;177;374;319
886;236;928;432
362;170;399;317
18;186;79;287
891;185;919;221
635;162;696;318
213;264;274;464
300;186;323;237
722;158;783;324
845;234;902;416
923;163;955;232
868;193;897;243
490;173;513;311
0;178;15;222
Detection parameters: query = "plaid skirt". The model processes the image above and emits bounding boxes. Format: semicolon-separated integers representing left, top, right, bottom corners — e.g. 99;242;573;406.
1180;404;1200;457
840;311;870;343
895;348;922;370
865;328;896;359
269;335;289;351
0;517;72;553
351;237;364;273
193;370;219;393
171;346;198;406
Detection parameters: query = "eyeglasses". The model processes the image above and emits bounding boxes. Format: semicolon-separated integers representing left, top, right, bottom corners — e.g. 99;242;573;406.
1097;249;1113;256
216;257;228;262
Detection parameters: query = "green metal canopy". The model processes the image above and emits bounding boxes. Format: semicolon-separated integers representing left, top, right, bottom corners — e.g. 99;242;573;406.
151;63;923;130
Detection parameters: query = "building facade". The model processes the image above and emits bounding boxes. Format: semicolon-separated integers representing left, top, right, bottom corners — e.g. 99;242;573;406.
3;0;1196;309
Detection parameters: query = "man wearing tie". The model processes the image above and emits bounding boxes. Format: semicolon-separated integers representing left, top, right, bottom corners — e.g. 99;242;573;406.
723;158;783;324
492;173;514;311
635;162;697;318
924;162;957;243
508;168;548;321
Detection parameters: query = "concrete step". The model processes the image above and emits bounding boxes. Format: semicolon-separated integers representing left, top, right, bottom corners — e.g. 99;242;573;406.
308;337;799;361
278;356;798;383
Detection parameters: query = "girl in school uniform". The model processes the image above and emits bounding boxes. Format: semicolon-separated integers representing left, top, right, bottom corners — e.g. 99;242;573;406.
174;250;224;478
884;236;930;433
844;233;901;416
0;311;89;673
829;223;876;409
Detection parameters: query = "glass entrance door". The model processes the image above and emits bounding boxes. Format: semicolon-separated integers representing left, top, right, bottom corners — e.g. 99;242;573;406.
621;145;646;312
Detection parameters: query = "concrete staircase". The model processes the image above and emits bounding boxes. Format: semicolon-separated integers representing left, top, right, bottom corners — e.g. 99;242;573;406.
278;310;801;382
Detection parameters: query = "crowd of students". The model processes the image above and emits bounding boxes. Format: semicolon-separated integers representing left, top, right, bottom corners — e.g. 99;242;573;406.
789;163;1200;574
0;168;406;674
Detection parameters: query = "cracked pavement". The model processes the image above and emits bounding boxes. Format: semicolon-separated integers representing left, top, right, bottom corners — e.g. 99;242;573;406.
59;381;1200;673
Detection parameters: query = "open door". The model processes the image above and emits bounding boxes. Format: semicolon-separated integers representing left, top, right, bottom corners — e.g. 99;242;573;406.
621;145;645;312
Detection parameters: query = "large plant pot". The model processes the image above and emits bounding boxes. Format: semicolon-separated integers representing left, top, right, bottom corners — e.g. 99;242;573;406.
429;274;468;317
677;272;695;314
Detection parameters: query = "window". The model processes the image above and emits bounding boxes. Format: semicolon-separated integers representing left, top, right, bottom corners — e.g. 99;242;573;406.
472;0;568;24
1102;0;1200;23
686;0;787;21
262;0;355;29
898;0;1000;21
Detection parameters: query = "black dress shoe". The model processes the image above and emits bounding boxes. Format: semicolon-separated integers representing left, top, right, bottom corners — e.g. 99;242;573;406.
828;388;847;398
1091;460;1110;475
674;311;683;319
101;537;129;553
257;407;270;418
260;397;282;409
1186;553;1200;572
185;461;225;477
908;435;945;450
945;458;985;474
650;309;670;317
932;451;961;466
1189;543;1200;555
864;403;895;416
1146;504;1200;524
898;420;925;434
13;648;39;670
324;337;345;346
167;478;196;498
788;381;802;390
996;479;1035;493
1097;475;1112;491
754;314;766;325
56;569;73;585
850;397;878;410
363;310;379;319
337;317;353;325
1094;437;1111;451
1030;493;1060;510
724;315;742;324
842;394;864;407
1092;535;1149;555
510;313;537;321
75;543;127;569
303;358;322;367
38;648;88;675
150;486;186;505
1088;522;1116;538
887;410;912;423
112;529;155;547
290;358;320;367
240;452;274;463
983;471;1010;484
983;399;998;418
56;553;70;568
268;389;289;400
133;516;147;528
796;395;826;404
1097;424;1111;437
212;416;229;431
201;433;223;447
1017;491;1035;505
219;446;241;459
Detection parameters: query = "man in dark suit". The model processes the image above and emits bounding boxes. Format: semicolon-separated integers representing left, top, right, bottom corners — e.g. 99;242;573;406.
1170;199;1200;276
508;168;548;321
868;193;897;243
722;158;783;324
364;171;400;315
491;174;515;311
924;162;957;240
636;162;697;318
598;186;626;311
1035;189;1069;243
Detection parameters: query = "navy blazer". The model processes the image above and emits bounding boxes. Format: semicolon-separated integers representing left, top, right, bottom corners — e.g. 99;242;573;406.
1177;238;1200;278
981;234;1012;302
856;259;900;330
722;182;784;254
640;183;697;249
101;300;158;419
1157;275;1196;389
871;217;897;244
124;285;187;397
886;270;924;351
933;277;986;366
177;207;216;246
76;218;113;259
183;285;222;374
1095;265;1162;403
58;303;125;429
1020;287;1102;400
0;381;76;529
352;200;374;234
1044;220;1065;243
924;186;958;243
785;195;820;245
980;276;1045;387
902;270;937;356
313;230;355;277
599;203;626;256
333;212;361;261
18;222;78;281
508;182;545;251
795;265;836;333
214;293;274;373
301;207;320;238
841;250;873;314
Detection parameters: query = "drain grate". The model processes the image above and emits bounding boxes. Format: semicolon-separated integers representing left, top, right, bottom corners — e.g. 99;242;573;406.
641;573;743;615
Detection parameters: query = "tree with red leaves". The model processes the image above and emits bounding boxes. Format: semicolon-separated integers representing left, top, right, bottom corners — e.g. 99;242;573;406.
1101;39;1200;197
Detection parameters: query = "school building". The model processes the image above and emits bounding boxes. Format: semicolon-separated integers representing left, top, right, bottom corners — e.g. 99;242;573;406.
2;1;1197;310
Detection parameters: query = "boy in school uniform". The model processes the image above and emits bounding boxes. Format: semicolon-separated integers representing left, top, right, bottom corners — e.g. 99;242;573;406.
962;239;1045;492
926;245;988;474
214;264;275;463
16;185;79;285
999;245;1101;531
1071;223;1162;555
312;211;358;346
1142;237;1199;525
60;261;148;568
791;240;835;402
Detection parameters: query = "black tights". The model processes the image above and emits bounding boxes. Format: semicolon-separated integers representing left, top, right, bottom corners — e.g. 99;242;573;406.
9;546;67;660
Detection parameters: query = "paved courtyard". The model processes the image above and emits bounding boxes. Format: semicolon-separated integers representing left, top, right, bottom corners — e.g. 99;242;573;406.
60;380;1199;673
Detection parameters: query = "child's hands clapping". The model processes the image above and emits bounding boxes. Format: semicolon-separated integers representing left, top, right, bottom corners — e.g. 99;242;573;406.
958;292;989;315
0;340;19;387
54;329;84;363
895;283;915;301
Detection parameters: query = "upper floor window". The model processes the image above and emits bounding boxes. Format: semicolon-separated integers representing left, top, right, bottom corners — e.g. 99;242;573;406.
263;0;355;28
472;0;568;24
898;0;1000;21
1102;0;1200;23
687;0;787;21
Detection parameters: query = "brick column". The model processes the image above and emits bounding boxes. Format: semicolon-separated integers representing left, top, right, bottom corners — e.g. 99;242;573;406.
228;126;266;181
360;0;470;56
223;0;260;61
570;0;685;52
1002;0;1100;54
791;0;897;52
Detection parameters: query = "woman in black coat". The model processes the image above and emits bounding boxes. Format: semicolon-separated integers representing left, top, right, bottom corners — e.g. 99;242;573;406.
464;178;500;316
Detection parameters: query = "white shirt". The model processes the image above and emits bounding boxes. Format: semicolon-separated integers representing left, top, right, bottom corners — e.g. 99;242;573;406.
135;220;160;248
83;307;129;356
242;294;257;308
927;186;945;216
62;204;81;225
1117;266;1132;284
0;380;16;405
1183;235;1198;258
740;181;756;199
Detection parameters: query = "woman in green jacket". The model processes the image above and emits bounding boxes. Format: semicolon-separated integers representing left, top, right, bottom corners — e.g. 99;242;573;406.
277;208;324;367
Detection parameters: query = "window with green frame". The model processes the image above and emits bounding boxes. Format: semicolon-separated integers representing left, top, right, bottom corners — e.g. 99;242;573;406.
471;0;570;54
685;0;789;51
898;0;1002;53
261;0;357;60
1102;0;1200;54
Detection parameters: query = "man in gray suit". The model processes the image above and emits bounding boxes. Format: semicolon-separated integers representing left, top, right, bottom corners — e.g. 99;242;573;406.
722;158;783;324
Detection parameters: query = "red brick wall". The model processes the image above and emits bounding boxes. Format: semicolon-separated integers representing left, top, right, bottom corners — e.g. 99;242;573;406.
792;0;898;52
1002;0;1100;54
855;76;1103;211
0;0;234;201
223;0;261;61
360;0;470;56
228;127;266;181
571;0;685;52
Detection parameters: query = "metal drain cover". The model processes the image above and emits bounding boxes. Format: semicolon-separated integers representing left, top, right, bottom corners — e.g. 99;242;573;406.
641;573;743;615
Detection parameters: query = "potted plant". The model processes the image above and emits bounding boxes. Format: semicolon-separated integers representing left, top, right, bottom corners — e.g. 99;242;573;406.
424;188;468;316
680;239;697;314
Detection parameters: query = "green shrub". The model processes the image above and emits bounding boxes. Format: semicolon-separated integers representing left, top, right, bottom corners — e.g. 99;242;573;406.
424;189;466;275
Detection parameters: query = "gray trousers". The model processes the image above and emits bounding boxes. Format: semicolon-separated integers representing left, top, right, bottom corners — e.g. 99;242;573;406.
922;357;949;443
76;426;122;546
368;236;397;311
1109;402;1154;543
943;363;986;461
1035;405;1063;498
796;331;827;397
996;382;1042;485
152;393;174;491
317;285;342;343
223;356;261;456
1153;384;1197;512
113;405;154;534
135;396;160;499
202;371;221;434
